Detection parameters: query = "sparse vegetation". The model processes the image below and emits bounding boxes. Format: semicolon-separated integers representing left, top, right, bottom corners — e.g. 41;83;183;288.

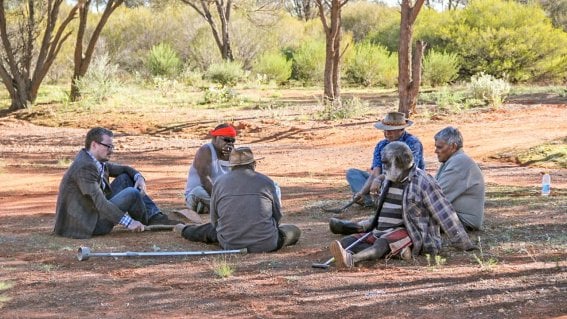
212;257;235;278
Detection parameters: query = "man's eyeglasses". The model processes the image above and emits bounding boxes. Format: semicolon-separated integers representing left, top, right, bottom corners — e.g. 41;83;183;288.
222;137;235;143
97;141;115;150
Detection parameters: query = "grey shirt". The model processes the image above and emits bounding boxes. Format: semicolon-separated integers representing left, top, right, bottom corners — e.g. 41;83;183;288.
211;167;282;253
435;149;485;230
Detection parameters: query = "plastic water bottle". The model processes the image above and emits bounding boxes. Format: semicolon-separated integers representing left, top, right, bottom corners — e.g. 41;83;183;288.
541;173;551;196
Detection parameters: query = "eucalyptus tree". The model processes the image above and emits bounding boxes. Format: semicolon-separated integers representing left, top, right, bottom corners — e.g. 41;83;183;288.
0;0;79;111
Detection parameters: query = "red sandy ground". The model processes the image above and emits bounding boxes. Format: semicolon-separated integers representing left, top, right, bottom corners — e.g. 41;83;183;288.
0;100;566;318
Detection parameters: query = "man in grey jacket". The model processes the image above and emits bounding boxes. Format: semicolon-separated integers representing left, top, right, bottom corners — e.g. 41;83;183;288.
54;127;178;239
434;127;485;231
176;147;300;253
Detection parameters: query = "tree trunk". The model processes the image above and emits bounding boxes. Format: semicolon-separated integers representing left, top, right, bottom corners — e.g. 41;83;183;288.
317;0;347;105
181;0;234;61
397;0;426;117
0;1;78;111
70;0;124;101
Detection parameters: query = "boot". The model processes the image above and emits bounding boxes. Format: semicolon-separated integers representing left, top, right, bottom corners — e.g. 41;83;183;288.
352;238;389;264
278;224;301;247
329;218;364;235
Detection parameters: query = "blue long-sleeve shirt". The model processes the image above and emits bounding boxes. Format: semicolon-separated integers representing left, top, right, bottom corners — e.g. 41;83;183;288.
371;131;425;170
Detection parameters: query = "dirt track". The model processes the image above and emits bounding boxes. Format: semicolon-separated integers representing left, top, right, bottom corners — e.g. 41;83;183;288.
0;102;566;318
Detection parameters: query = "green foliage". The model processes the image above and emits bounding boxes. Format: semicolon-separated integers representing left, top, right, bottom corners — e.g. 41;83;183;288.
316;96;369;120
472;236;498;272
205;61;245;87
468;72;511;108
445;0;567;82
147;43;182;78
345;42;398;88
342;2;399;42
75;54;120;104
212;258;234;278
425;254;447;268
202;86;239;105
422;50;460;87
252;51;292;84
291;40;326;84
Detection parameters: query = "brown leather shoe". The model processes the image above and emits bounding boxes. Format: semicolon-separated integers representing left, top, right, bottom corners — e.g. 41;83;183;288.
330;240;354;269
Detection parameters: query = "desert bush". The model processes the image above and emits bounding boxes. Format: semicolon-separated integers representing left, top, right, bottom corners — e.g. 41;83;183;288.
467;72;511;108
205;61;245;87
291;40;326;84
342;2;399;42
445;0;567;82
345;42;398;88
147;43;182;78
422;50;460;87
202;86;239;105
75;54;120;104
252;52;292;85
179;67;206;88
316;96;369;120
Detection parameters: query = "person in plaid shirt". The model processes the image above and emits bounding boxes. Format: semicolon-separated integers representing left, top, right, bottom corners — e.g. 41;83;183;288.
330;142;476;268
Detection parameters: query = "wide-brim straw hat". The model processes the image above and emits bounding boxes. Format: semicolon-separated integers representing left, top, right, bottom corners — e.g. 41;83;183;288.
374;112;414;130
228;147;264;167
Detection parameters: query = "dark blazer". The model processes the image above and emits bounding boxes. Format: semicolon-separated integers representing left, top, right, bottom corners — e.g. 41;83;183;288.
53;149;140;239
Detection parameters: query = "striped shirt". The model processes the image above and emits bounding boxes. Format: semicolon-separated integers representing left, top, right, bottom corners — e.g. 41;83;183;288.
376;183;404;231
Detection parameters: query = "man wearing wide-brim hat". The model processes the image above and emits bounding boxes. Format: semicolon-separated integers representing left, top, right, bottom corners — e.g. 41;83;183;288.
346;112;425;208
176;147;301;253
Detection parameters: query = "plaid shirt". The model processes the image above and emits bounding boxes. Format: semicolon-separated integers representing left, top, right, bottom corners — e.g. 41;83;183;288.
401;167;474;256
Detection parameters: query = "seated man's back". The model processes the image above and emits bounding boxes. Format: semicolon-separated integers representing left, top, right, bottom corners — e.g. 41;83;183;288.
212;168;281;253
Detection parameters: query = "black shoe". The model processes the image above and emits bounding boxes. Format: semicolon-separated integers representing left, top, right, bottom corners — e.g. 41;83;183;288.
148;213;180;226
329;218;364;235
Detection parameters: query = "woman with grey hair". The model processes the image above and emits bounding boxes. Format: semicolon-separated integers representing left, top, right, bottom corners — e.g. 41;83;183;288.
434;126;485;231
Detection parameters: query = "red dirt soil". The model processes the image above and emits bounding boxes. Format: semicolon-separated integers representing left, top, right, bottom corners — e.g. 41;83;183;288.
0;102;566;318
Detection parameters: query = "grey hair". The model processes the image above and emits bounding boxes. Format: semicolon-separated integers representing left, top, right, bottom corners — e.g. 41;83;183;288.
382;141;414;169
434;126;463;150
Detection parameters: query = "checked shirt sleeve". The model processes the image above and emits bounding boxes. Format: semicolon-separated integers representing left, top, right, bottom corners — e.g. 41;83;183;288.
420;177;474;251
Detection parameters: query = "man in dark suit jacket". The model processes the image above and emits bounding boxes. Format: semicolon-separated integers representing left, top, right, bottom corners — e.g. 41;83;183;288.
54;127;178;239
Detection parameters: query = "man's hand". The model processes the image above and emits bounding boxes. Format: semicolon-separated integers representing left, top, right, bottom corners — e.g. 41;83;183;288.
369;174;385;194
134;177;147;196
353;192;364;205
127;220;145;232
173;223;186;233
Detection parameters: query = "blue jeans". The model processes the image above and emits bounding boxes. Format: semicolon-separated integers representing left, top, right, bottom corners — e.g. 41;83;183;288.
93;173;160;235
346;168;375;207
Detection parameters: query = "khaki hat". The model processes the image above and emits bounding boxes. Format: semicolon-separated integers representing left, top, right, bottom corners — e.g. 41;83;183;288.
374;112;414;130
228;147;264;167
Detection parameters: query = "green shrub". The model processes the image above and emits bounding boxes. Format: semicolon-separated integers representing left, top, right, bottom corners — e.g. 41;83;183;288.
423;50;460;87
202;86;239;104
205;61;245;87
291;40;326;84
75;53;120;104
445;0;567;82
345;42;398;88
316;96;369;120
343;2;399;42
467;72;511;109
147;43;182;78
252;52;292;85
